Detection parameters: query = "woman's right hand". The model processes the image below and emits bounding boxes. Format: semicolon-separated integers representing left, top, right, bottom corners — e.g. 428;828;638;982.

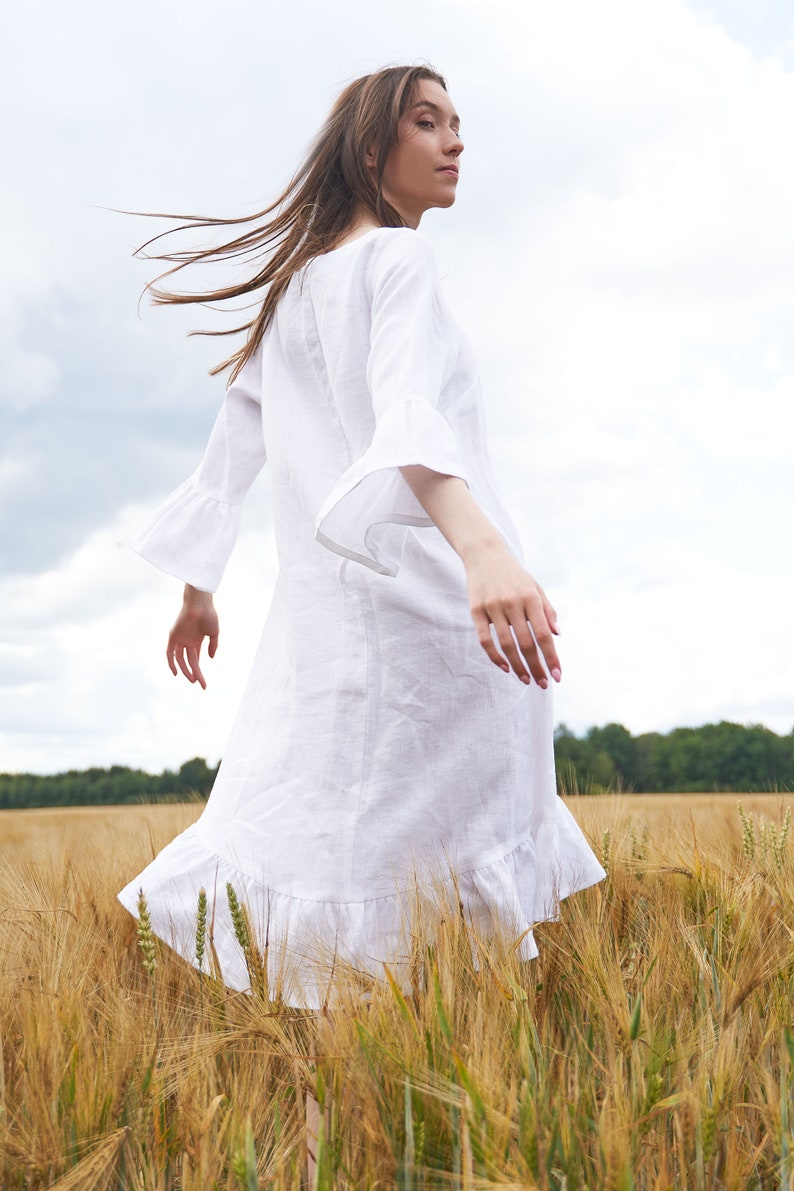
166;584;219;689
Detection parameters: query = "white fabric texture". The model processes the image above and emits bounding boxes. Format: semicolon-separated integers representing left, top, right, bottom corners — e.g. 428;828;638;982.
118;227;607;1008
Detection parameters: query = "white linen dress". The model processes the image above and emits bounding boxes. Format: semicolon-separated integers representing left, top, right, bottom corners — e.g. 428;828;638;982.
118;226;607;1008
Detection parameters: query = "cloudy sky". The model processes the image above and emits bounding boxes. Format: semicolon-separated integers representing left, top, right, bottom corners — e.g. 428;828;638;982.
1;0;792;774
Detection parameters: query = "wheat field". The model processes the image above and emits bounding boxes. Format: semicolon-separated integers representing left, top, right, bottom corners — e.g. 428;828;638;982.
0;793;792;1189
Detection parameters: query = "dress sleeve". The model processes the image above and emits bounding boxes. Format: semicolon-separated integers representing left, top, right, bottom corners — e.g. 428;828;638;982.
132;344;267;593
314;231;468;577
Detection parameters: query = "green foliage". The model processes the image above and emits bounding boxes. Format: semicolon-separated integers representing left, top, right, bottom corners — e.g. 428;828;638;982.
195;887;208;974
0;757;219;809
226;883;268;1002
231;1118;259;1190
737;800;792;869
135;890;158;979
554;720;794;794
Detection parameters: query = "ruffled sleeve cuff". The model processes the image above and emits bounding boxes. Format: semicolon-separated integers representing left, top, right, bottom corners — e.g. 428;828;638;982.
132;476;244;593
314;398;468;577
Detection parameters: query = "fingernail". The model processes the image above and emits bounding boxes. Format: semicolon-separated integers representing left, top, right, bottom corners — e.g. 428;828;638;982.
521;675;531;685
539;678;548;689
551;667;561;682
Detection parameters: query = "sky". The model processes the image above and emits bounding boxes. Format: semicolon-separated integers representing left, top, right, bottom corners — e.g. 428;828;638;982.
1;0;792;774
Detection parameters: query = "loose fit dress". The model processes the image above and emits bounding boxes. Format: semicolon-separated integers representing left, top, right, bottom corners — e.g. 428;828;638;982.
118;227;607;1008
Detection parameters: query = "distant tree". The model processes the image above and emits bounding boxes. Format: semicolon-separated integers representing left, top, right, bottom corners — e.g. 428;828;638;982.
0;759;218;809
175;757;218;797
553;721;793;794
586;724;637;789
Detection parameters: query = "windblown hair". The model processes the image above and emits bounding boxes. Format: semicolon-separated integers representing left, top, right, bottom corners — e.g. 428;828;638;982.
135;64;447;382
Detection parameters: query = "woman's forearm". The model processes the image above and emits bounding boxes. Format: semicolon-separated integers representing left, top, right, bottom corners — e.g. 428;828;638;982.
399;466;505;565
183;582;215;607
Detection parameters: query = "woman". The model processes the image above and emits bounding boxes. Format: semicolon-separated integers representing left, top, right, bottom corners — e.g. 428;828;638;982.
118;64;607;1011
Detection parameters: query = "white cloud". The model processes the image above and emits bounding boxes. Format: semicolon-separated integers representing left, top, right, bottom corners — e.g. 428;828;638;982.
0;273;61;412
673;370;794;460
552;542;794;737
0;456;35;501
0;345;59;413
0;500;276;773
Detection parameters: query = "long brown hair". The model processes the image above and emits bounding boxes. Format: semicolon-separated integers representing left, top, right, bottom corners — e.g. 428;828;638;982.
134;64;447;382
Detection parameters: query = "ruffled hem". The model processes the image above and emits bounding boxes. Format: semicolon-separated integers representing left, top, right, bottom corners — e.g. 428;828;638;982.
132;477;243;593
117;799;606;1010
314;398;468;577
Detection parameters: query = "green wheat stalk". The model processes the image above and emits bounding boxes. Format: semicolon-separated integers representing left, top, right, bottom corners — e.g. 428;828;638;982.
226;883;267;1000
196;887;208;974
136;889;157;978
737;801;755;860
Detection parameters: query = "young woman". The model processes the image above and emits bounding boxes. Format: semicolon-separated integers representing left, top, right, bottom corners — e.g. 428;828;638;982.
118;64;607;1011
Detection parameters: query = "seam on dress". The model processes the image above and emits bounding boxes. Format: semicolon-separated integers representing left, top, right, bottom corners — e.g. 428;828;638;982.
180;479;243;508
185;817;552;906
344;558;374;898
303;274;356;467
302;274;371;899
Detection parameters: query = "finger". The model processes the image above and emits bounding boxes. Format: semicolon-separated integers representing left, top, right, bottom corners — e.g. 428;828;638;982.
166;631;179;676
490;612;540;687
187;646;206;690
208;632;219;659
539;588;561;637
471;607;510;673
524;602;561;683
485;596;538;685
510;617;548;687
175;648;194;683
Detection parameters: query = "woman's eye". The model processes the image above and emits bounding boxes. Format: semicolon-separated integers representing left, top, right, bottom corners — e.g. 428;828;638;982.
417;119;434;129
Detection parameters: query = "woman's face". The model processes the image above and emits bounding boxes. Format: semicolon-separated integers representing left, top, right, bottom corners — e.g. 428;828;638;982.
375;81;464;228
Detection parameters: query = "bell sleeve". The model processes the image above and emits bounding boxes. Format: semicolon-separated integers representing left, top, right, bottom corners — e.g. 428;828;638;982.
132;344;267;592
314;231;469;577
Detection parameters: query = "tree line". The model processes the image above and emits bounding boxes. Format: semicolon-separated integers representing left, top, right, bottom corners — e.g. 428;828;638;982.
0;721;792;809
554;721;794;793
0;758;219;810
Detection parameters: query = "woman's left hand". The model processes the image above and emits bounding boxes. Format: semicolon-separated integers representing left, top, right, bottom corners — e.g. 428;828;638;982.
166;584;219;689
399;466;561;686
464;542;561;687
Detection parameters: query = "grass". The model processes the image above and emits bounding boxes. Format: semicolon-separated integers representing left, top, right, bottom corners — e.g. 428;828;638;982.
0;794;792;1189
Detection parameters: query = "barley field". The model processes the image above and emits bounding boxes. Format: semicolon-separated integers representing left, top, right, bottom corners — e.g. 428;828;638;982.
0;793;792;1189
